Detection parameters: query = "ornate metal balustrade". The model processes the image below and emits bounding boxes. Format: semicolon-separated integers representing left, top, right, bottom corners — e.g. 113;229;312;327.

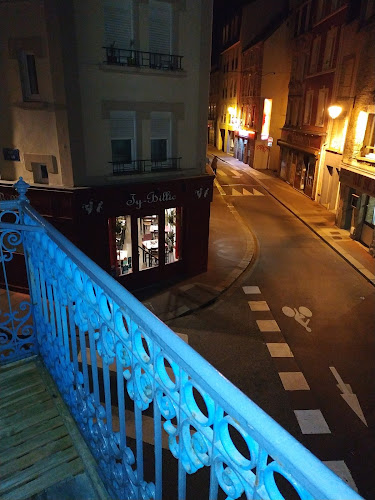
103;47;183;71
0;178;363;500
111;157;181;175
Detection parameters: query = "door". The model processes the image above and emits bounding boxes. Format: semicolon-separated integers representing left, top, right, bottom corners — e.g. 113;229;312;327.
360;196;375;247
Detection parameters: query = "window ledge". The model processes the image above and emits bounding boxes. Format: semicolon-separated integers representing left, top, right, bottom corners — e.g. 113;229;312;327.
99;63;187;78
357;156;375;164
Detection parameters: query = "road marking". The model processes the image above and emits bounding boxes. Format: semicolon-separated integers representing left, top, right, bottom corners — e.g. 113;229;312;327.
257;320;281;332
294;409;331;434
231;187;242;196
278;372;310;391
214;178;226;196
242;188;253;196
329;366;368;426
252;188;265;196
266;343;293;357
229;168;242;178
243;286;260;294
248;300;270;311
323;461;358;492
282;305;312;332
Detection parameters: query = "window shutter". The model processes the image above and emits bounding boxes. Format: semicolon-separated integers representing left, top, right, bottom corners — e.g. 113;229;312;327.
151;113;171;139
110;111;135;139
149;1;172;54
104;0;133;48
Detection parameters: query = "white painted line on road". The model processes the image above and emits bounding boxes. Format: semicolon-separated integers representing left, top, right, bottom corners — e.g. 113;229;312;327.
252;188;264;196
231;187;242;196
243;286;260;294
248;301;270;311
216;168;226;177
294;409;331;434
330;366;368;426
323;461;358;492
214;178;226;196
257;320;281;332
242;188;253;196
266;343;293;357
230;168;242;178
279;372;310;391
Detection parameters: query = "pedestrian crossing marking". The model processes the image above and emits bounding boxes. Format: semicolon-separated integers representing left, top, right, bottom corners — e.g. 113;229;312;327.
231;188;242;196
229;168;242;178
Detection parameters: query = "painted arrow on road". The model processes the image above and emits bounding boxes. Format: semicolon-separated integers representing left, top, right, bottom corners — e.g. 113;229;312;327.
329;366;368;426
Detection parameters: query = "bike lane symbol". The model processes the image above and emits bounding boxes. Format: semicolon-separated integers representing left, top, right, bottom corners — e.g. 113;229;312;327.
282;306;312;332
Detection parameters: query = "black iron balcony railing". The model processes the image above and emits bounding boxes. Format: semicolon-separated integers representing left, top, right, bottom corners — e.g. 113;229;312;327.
110;157;181;176
103;46;183;71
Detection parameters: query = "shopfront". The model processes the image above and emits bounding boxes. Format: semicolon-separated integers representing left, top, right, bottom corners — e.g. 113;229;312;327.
278;130;322;199
337;168;375;254
0;175;214;291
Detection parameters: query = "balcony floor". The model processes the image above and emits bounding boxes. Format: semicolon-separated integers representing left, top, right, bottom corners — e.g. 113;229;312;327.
0;358;105;500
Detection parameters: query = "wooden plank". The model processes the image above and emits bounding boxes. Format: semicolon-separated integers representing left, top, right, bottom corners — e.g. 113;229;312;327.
0;405;58;439
0;382;45;411
0;434;72;479
0;415;63;452
0;423;67;466
0;389;50;419
0;457;84;500
1;373;42;400
0;361;37;382
0;446;79;495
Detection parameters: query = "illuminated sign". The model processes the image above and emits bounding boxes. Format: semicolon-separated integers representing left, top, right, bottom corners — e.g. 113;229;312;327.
261;99;272;141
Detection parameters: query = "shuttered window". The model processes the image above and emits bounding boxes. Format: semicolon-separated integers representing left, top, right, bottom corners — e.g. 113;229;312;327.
151;112;171;161
149;1;172;54
110;111;136;162
104;0;133;49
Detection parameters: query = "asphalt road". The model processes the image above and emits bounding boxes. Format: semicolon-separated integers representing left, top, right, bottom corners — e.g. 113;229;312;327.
169;158;375;499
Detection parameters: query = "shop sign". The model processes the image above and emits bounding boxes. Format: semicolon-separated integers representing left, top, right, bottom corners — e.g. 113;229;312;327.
82;200;104;215
126;190;176;210
194;186;210;199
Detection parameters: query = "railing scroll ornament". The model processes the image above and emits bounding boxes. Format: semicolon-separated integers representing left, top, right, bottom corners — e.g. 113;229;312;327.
0;179;363;500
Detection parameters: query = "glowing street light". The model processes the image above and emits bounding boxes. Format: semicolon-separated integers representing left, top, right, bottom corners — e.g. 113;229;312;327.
328;105;343;119
227;106;236;115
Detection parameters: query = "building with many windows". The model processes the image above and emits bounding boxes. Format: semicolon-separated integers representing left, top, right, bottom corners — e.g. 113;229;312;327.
0;0;214;290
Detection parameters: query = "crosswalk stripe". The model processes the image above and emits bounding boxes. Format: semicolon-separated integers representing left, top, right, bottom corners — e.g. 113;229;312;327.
252;188;264;196
242;188;253;196
231;188;242;196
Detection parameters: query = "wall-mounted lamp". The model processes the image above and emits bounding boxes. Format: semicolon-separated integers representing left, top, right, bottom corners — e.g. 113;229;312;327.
328;105;343;119
227;106;236;114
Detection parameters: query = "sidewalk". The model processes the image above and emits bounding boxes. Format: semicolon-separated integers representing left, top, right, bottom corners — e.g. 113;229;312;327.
208;145;375;287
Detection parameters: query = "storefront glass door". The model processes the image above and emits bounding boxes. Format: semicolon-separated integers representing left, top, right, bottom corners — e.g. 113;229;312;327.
138;215;159;271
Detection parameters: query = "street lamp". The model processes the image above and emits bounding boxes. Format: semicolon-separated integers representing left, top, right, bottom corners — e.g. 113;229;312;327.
227;106;235;115
328;105;343;119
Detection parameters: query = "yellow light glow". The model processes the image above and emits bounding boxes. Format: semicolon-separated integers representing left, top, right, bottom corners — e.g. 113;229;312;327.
261;98;272;140
227;106;236;114
355;111;368;145
328;105;342;119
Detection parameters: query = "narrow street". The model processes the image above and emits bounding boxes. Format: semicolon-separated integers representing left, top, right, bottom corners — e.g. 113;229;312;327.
168;156;375;499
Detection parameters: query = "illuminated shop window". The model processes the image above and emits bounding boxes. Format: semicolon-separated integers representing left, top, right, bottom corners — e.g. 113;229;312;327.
361;114;375;160
138;215;159;271
115;215;132;276
165;207;181;264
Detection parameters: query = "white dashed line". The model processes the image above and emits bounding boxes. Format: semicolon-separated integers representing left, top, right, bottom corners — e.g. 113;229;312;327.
266;343;294;357
257;319;280;332
248;300;270;311
323;461;358;492
242;286;261;294
294;409;331;434
278;372;310;391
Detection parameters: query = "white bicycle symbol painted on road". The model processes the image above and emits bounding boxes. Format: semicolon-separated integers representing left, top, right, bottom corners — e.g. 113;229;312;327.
282;306;312;332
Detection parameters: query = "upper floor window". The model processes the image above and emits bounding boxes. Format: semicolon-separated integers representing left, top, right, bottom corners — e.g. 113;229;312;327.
322;27;337;71
104;0;134;49
18;51;40;101
361;114;375;159
149;0;172;55
151;112;171;162
303;90;314;125
309;36;321;74
315;87;329;127
110;111;136;165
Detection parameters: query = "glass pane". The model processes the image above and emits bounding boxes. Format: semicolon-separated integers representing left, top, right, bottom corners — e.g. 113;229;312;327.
115;216;132;276
365;197;375;226
112;139;132;163
151;139;167;162
165;207;181;264
138;215;159;271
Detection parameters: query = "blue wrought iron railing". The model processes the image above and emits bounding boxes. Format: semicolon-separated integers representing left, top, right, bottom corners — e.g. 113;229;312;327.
0;178;363;500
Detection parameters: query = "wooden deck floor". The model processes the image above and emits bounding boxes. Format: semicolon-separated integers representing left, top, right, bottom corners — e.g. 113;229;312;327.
0;359;86;500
